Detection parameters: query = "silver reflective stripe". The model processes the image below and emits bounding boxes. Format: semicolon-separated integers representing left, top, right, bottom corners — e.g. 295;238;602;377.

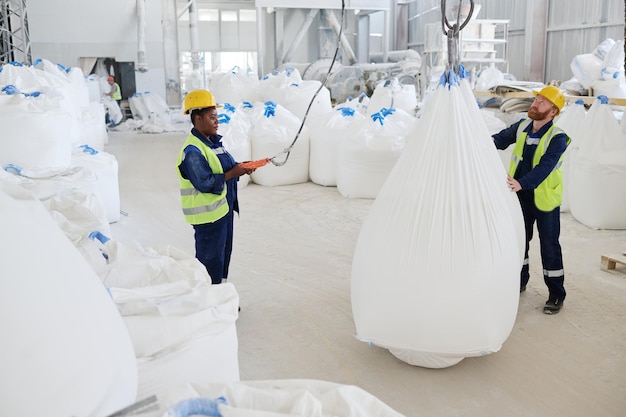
523;258;529;266
553;160;563;170
511;154;521;164
182;198;227;215
526;138;540;145
180;188;200;196
544;268;564;277
213;146;226;155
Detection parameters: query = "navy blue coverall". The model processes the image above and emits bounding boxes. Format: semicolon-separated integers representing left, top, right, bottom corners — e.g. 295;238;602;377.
493;119;567;303
179;128;239;284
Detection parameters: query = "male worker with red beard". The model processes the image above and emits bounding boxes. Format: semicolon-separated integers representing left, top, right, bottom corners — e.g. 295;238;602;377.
492;85;570;315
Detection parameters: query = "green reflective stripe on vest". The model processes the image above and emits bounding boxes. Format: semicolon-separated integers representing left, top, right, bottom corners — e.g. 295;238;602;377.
177;134;229;225
508;119;570;212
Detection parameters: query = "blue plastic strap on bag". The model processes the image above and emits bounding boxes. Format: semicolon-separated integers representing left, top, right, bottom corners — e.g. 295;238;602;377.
263;104;276;118
380;107;396;117
32;58;42;66
80;144;99;155
458;64;470;79
290;83;299;87
242;101;253;109
3;164;22;175
338;106;355;117
575;99;585;106
264;100;277;108
9;61;23;67
597;95;609;105
230;65;240;74
166;397;227;417
89;231;111;244
438;69;459;89
223;103;236;113
285;67;295;77
25;91;41;97
2;84;20;95
371;111;385;126
218;113;231;124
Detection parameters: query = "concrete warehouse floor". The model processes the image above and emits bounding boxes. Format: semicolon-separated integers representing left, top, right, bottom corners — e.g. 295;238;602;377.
107;130;626;417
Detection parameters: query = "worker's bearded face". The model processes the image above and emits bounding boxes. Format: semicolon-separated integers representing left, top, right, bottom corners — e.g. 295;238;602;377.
527;107;552;121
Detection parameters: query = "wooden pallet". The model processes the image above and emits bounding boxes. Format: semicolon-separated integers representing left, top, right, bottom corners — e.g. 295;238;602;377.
600;252;626;271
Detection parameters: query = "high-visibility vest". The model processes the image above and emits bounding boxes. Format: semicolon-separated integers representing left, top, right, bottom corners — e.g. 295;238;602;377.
111;83;121;101
508;119;570;212
176;134;229;224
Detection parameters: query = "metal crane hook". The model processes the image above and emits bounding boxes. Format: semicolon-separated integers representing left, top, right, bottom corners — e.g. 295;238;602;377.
441;0;474;75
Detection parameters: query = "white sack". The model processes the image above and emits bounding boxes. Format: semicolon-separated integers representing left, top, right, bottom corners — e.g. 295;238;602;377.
0;93;73;176
79;102;109;150
157;379;405;417
367;78;418;117
210;66;262;104
310;106;366;187
554;100;588;213
336;107;416;199
279;80;333;122
351;75;524;368
569;97;626;229
71;145;121;223
219;103;253;188
0;184;137;417
249;102;309;186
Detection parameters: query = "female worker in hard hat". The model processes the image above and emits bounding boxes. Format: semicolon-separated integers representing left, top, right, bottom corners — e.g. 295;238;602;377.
177;89;254;286
492;85;570;315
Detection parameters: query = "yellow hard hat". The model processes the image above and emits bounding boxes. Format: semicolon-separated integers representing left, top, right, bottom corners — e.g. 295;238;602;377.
533;85;565;115
183;89;222;114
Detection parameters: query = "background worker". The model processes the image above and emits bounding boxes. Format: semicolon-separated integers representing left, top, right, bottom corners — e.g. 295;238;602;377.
106;75;122;106
492;85;570;315
177;89;254;285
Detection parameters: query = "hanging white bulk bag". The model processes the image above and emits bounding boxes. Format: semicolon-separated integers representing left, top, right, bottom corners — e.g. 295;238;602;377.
310;106;366;186
367;78;418;117
554;100;587;213
71;145;121;223
218;103;253;188
351;72;524;368
249;102;310;186
0;184;137;417
569;96;626;229
280;80;333;122
336;107;416;199
0;92;73;176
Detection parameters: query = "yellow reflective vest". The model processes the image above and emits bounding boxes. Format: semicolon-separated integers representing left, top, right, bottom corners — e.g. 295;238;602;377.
177;134;229;225
508;119;570;212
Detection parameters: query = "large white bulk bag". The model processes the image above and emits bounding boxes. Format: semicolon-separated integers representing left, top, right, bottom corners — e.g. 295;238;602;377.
219;103;253;188
0;184;137;417
210;66;262;104
280;80;333;122
129;92;150;119
569;97;626;229
259;67;303;103
79;101;108;150
71;145;121;223
367;78;418;117
555;100;587;213
310;106;366;186
249;102;310;186
351;73;524;368
336;107;415;199
157;379;404;417
0;93;73;176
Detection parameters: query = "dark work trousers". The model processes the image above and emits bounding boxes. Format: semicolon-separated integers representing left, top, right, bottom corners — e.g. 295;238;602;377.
193;211;234;285
519;197;566;302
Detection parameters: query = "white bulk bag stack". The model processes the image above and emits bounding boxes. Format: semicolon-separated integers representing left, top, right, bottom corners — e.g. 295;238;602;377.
218;103;252;188
310;106;366;186
0;92;73;177
249;102;310;186
554;100;587;213
336;107;416;199
0;183;137;417
569;97;626;229
351;72;524;368
367;78;418;117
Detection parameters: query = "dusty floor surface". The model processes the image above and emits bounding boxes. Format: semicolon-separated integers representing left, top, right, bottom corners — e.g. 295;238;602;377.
108;130;626;417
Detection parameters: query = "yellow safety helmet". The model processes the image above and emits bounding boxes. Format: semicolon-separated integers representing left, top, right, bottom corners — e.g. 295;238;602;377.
533;85;565;115
183;89;222;114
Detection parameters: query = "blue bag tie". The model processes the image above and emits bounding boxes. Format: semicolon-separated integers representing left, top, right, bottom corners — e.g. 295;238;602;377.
166;397;227;417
